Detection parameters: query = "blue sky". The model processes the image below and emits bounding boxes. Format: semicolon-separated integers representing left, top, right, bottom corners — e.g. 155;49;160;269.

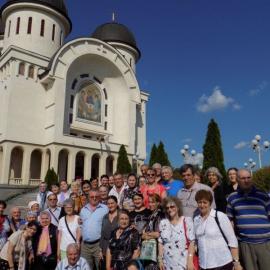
2;0;270;169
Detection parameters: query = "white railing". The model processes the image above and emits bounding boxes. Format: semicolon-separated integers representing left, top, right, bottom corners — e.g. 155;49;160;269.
29;179;41;186
9;178;23;185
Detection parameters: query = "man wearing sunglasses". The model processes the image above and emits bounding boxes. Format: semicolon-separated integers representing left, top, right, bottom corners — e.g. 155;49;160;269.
45;193;61;227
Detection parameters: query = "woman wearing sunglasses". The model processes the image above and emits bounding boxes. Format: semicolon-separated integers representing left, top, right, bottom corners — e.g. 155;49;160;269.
140;168;167;208
158;197;195;270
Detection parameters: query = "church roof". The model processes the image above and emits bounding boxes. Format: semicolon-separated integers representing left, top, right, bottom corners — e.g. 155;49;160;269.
91;22;140;57
1;0;71;28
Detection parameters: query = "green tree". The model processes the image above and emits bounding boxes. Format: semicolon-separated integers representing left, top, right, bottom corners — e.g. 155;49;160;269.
156;141;171;166
202;119;227;182
149;143;158;166
44;167;58;190
117;144;132;174
252;166;270;192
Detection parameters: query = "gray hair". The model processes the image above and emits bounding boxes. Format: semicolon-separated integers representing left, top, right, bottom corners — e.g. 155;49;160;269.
161;166;173;174
152;163;162;169
67;243;80;253
39;211;51;219
63;198;75;208
205;167;223;180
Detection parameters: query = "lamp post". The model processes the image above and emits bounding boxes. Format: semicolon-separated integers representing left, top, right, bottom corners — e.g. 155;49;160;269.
244;158;256;175
251;135;270;169
180;144;203;168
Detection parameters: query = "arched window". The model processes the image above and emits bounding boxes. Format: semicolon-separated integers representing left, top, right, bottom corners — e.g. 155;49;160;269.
40;19;45;36
19;63;25;76
27;17;32;34
28;66;34;79
52;24;55;41
76;82;102;124
16;17;20;34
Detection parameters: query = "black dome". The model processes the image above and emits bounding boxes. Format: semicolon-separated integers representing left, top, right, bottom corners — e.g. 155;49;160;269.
1;0;71;28
91;22;140;56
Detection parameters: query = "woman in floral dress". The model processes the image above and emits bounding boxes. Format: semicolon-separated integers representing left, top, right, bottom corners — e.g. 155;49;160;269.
158;197;195;270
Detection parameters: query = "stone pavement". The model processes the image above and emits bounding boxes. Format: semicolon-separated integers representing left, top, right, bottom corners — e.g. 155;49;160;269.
5;189;38;218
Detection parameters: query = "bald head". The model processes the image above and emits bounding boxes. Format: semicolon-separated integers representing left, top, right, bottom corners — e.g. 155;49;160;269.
237;169;253;192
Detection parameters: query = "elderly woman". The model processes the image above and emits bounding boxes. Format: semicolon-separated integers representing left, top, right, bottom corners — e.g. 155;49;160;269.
0;201;10;252
57;199;81;261
106;210;141;270
194;190;242;270
32;211;58;270
205;167;227;213
0;221;38;270
121;173;139;211
100;196;119;270
158;197;195;270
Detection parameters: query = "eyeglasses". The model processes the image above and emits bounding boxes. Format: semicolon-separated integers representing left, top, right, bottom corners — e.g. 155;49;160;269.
166;205;176;210
147;174;155;177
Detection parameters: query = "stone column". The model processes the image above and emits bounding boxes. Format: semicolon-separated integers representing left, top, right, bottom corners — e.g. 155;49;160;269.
99;153;106;179
50;147;59;174
67;151;75;184
113;154;117;175
84;152;91;180
0;143;12;184
40;150;49;181
22;147;32;185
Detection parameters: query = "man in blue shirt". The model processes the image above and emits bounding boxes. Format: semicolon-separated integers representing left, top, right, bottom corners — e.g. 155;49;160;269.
160;166;184;196
227;169;270;270
80;189;108;270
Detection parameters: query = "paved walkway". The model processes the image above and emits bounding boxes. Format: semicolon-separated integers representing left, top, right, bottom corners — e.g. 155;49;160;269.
6;189;38;217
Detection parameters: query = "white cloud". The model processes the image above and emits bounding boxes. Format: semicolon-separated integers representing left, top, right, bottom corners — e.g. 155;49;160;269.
234;141;248;150
249;81;268;96
196;87;241;113
181;138;192;143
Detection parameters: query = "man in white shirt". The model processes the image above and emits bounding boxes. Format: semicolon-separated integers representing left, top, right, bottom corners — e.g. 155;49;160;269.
36;182;52;211
108;173;126;205
45;193;62;227
56;243;91;270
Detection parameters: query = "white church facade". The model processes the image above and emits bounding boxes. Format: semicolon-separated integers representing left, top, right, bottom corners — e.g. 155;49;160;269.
0;0;149;185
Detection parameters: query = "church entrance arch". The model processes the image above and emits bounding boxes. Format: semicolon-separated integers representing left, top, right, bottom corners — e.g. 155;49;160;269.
9;147;23;183
91;154;100;179
30;149;42;180
58;149;69;181
106;156;114;176
75;151;85;179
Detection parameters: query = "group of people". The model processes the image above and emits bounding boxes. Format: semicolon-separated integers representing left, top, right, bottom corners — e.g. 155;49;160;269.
0;162;269;270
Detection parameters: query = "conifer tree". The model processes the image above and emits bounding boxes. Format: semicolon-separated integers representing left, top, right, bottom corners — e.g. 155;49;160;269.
202;119;227;182
156;141;171;166
117;144;132;174
149;143;158;166
45;167;58;190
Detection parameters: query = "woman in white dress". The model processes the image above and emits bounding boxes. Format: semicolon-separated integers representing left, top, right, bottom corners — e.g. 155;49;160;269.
57;199;81;261
158;197;195;270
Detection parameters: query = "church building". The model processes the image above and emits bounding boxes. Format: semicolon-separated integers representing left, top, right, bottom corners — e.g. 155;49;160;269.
0;0;149;185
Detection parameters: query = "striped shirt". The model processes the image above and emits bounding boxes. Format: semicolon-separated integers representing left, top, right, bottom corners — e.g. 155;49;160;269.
55;257;91;270
227;186;270;243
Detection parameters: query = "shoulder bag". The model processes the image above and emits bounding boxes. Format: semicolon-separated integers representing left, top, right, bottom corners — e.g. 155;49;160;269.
64;216;76;243
183;218;199;270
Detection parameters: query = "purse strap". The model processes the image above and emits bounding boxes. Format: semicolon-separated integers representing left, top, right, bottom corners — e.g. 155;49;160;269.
64;216;76;243
214;211;229;248
183;218;190;249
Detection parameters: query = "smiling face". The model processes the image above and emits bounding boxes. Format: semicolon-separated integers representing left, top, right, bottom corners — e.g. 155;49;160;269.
47;194;58;208
147;169;156;184
118;213;130;229
11;207;21;221
228;169;238;184
31;203;39;213
39;213;50;227
162;168;172;181
197;199;211;216
64;203;74;216
133;195;144;209
82;183;91;194
148;196;159;211
207;172;219;185
165;202;178;219
114;174;124;188
181;168;195;188
89;190;100;207
67;246;79;266
107;198;118;213
25;225;37;238
127;175;137;188
60;181;68;192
